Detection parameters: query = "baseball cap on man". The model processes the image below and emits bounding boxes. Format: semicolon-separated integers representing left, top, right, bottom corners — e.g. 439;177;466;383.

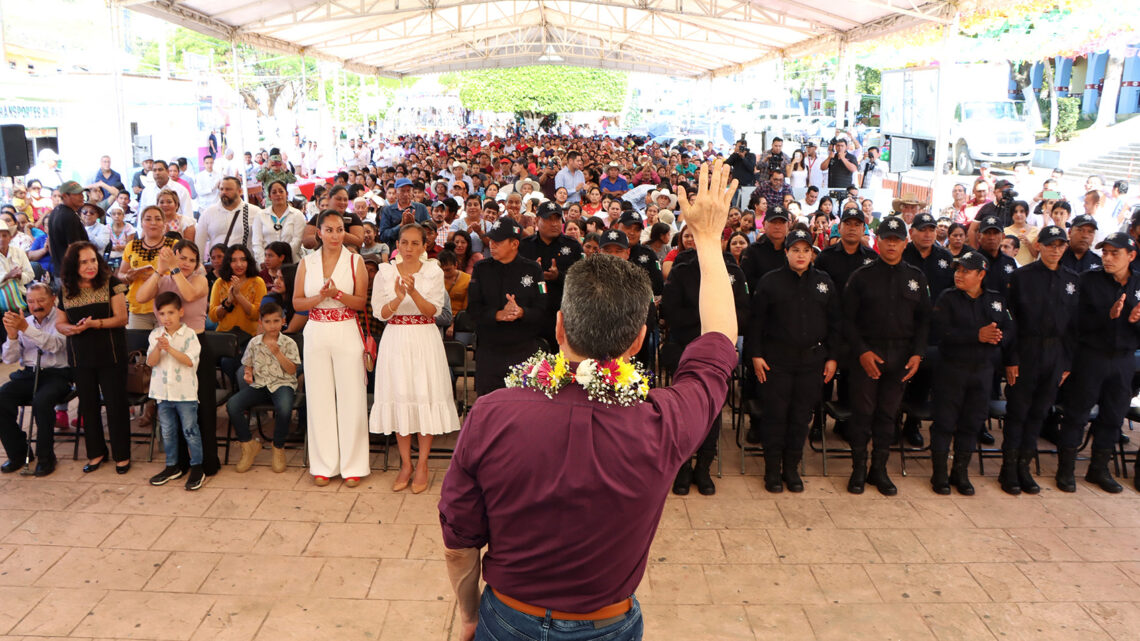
765;205;789;222
1095;232;1137;251
599;228;629;250
839;208;864;223
618;211;644;228
485;216;522;242
912;213;937;230
978;216;1004;234
58;181;84;195
1070;214;1098;230
536;201;562;219
394;177;413;189
1038;225;1068;244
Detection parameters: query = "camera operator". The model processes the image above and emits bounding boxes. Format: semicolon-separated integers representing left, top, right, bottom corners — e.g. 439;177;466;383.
821;137;859;201
967;179;1017;247
859;146;885;191
727;139;757;209
758;137;791;183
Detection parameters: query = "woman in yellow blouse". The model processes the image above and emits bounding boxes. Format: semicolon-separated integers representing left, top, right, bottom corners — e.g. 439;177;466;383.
208;243;266;335
117;206;177;330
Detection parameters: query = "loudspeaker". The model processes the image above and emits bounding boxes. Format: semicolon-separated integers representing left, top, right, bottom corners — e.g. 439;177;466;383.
0;125;31;177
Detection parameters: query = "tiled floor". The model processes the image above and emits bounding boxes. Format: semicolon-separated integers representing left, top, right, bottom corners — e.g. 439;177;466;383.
3;407;1140;641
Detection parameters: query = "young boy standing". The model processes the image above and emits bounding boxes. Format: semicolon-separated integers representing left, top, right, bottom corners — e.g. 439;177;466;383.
147;291;206;490
226;302;300;473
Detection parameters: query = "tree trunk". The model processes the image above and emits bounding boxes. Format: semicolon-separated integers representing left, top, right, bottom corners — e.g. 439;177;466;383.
1095;53;1124;128
1045;59;1058;143
1013;62;1043;132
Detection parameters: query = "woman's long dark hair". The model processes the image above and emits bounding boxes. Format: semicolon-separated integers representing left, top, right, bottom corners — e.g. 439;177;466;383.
61;241;111;298
218;244;258;281
450;230;475;271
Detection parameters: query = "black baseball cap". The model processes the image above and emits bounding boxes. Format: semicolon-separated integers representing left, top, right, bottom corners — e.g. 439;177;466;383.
839;208;864;223
1038;225;1068;244
954;250;988;271
618;211;644;228
765;205;789;222
786;229;813;249
1095;232;1136;251
485;216;522;242
978;216;1004;233
878;215;907;240
536;201;562;219
1070;214;1098;230
599;228;629;249
912;213;937;230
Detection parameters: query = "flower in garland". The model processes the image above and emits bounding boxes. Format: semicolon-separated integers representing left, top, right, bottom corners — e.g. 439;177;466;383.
506;351;649;406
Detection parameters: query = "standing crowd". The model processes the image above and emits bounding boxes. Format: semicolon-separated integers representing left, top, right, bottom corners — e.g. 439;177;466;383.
1;127;1139;499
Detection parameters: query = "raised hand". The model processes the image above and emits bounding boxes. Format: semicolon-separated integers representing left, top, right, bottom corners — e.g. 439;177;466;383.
676;159;737;244
156;246;176;274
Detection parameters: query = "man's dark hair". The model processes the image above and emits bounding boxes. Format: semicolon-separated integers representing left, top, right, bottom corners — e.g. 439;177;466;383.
1004;234;1021;251
566;151;581;162
867;146;880;154
154;291;182;311
1052;167;1065;176
220;175;242;190
177;157;189;169
1115;180;1129;195
806;185;819;195
772;137;783;144
336;171;350;182
152;160;168;170
561;255;652;361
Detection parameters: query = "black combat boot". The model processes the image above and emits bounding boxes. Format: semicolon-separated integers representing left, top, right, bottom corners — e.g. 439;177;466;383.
930;450;951;495
998;450;1021;496
1018;449;1040;494
1055;447;1078;493
782;448;804;493
949;451;975;496
672;460;692;496
866;449;897;496
848;450;867;494
692;451;716;496
1084;449;1123;493
763;452;783;493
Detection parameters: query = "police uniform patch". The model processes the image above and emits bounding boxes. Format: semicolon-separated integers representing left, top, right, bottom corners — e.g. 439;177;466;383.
907;279;919;291
992;301;1003;312
638;254;649;264
521;274;534;287
560;246;571;255
938;259;949;269
817;282;829;294
1066;282;1076;295
1004;264;1014;274
863;258;874;265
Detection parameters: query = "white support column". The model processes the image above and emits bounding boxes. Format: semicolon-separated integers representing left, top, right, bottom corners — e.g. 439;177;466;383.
835;38;848;129
930;16;959;212
231;40;249;202
108;3;131;179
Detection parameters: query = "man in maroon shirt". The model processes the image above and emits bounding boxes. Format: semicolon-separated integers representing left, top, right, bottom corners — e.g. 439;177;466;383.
440;161;741;641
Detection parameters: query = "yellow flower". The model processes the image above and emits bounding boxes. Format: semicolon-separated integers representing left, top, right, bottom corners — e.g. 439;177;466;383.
552;353;569;381
615;359;637;387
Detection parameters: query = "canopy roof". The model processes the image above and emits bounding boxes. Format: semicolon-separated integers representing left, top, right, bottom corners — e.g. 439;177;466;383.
122;0;953;78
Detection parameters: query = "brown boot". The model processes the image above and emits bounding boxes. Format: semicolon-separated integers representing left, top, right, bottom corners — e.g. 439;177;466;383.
271;446;287;473
235;439;259;473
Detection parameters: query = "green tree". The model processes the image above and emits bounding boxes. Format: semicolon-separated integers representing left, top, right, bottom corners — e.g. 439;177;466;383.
454;66;628;115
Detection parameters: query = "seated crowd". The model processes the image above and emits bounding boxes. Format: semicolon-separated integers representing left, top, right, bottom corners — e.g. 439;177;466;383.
1;128;1138;499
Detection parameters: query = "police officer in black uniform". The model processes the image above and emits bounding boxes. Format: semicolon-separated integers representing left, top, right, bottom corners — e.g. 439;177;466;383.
928;250;1015;495
900;212;956;447
1061;215;1103;274
597;228;660;383
975;214;1020;299
519;201;583;343
1058;232;1140;493
843;215;931;495
661;243;749;496
747;229;840;493
1002;225;1079;495
467;216;548;396
740;205;790;291
617;211;664;296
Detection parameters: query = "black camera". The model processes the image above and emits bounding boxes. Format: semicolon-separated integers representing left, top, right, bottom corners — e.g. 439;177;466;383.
767;153;783;174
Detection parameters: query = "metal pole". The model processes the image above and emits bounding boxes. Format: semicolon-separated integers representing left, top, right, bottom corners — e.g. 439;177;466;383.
231;40;248;202
107;2;131;179
930;16;959;212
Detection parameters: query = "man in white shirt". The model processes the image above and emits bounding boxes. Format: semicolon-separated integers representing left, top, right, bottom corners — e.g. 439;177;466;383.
196;176;265;263
221;149;242;178
138;160;193;219
354;141;371;169
195;155;223;213
555;151;586;204
804;141;826;190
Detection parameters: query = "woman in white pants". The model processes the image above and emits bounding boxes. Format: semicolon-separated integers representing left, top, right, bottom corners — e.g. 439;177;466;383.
293;210;370;487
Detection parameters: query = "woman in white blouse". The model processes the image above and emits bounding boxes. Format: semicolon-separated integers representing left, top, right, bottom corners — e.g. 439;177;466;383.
260;180;306;260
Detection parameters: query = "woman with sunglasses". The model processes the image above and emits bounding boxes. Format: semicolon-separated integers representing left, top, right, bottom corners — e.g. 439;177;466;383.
260;180;306;260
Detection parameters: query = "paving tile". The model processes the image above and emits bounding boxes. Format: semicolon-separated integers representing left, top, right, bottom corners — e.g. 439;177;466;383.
254;598;387;641
35;547;167;590
201;466;305;490
647;529;726;564
249;490;357;522
776;500;835;529
146;552;221;593
864;563;991;603
113;486;222;517
150;517;268;554
744;604;817;641
406;524;446;561
965;563;1046;602
803;603;937;641
1083;602;1140;641
1054;528;1140;562
703;563;826;605
73;590;215;640
810;564;882;603
657;498;691;529
393;493;445;526
3;511;124;547
377;600;453;641
11;587;106;636
188;596;274;641
369;559;452;601
1017;561;1140;601
313;557;379;599
916;603;998;641
0;511;33;541
636;563;710;605
1081;497;1140;527
640;604;754;641
685;498;783;529
0;545;67;586
716;529;780;564
346;493;405;525
955;499;1065;528
0;586;47;635
912;528;1030;563
199;554;325;596
0;482;86;511
101;515;174;550
1005;528;1082;561
1038;498;1113;527
303;523;416;559
202;490;268;519
253;521;317;556
68;484;132;513
767;528;881;564
973;602;1114;641
865;529;934;563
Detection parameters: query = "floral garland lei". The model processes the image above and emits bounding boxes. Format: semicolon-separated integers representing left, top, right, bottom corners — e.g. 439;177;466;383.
505;351;650;406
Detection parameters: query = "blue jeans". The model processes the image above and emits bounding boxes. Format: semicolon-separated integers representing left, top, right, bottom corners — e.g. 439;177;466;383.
475;587;643;641
158;400;202;466
226;384;297;448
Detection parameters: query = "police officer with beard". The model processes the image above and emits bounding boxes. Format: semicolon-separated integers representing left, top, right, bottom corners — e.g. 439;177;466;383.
1058;232;1140;493
747;229;840;493
1002;225;1078;495
467;216;547;395
843;215;931;495
900;212;956;448
928;251;1015;496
